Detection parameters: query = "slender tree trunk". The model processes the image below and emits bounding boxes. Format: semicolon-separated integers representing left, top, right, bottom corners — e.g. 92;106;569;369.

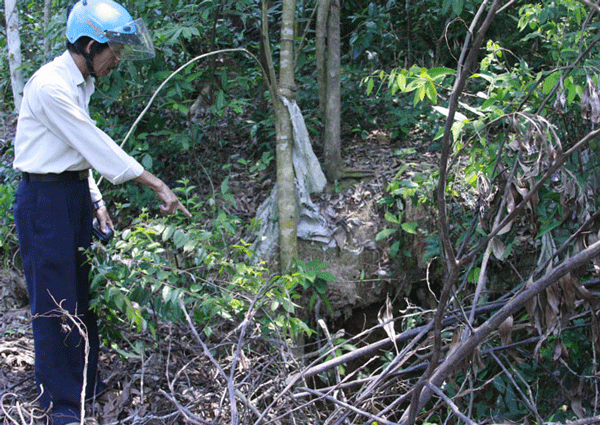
316;0;331;117
44;0;52;57
275;0;298;272
323;0;341;182
5;0;24;112
404;1;504;422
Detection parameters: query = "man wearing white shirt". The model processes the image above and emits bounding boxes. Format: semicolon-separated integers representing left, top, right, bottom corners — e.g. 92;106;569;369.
12;1;191;423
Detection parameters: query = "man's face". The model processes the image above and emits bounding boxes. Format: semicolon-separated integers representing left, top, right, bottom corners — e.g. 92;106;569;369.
92;45;121;78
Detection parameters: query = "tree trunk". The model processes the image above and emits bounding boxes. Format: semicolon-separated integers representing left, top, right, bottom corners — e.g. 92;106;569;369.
404;1;504;422
275;0;298;272
5;0;24;112
44;0;52;57
254;0;330;272
316;0;331;118
323;0;342;182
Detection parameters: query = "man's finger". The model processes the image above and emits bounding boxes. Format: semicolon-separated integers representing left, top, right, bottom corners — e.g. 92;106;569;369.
178;201;192;218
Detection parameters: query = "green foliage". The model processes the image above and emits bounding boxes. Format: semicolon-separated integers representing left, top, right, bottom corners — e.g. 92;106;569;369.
354;4;600;420
89;184;327;349
366;66;455;106
88;178;346;350
0;184;16;270
347;2;398;63
516;0;590;67
376;157;437;260
293;258;336;315
237;150;274;174
0;147;18;270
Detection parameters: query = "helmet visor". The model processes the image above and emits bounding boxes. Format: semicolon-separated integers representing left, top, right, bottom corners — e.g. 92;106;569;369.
105;18;155;60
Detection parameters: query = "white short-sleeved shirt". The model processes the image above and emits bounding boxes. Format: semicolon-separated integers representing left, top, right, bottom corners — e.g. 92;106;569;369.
13;50;144;202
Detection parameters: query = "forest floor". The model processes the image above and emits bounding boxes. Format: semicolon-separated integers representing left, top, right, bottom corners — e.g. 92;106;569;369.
0;115;438;424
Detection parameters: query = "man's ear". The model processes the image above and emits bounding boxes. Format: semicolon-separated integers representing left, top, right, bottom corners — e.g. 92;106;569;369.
84;39;95;55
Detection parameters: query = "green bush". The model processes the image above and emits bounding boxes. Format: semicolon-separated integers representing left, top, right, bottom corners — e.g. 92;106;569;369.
88;181;337;353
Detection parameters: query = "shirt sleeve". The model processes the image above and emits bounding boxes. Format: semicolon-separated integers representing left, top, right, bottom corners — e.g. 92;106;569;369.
31;79;144;184
87;171;103;203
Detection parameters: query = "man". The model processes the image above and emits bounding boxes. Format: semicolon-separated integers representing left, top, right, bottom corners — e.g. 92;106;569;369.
12;1;191;424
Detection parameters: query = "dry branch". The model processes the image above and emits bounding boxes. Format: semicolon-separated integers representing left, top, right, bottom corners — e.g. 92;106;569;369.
402;0;600;421
412;239;600;419
178;296;238;424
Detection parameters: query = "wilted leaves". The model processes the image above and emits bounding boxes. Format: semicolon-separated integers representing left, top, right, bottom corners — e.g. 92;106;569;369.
525;272;598;361
581;74;600;126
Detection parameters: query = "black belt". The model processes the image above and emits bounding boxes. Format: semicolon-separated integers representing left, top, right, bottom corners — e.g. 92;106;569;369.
22;171;89;182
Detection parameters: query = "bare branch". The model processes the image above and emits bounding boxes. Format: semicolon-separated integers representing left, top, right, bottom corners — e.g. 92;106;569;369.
425;382;477;425
414;238;600;416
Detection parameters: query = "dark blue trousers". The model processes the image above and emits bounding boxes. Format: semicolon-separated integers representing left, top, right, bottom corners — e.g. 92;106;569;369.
14;178;101;425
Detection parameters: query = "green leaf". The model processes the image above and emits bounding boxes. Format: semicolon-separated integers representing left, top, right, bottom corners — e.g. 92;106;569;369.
308;292;318;311
428;67;455;79
142;153;153;169
302;278;312;290
453;0;464;16
542;71;560;95
221;175;230;195
307;258;321;269
367;78;375;95
401;222;419;234
417;86;426;103
390;240;400;258
162;225;176;242
270;300;279;311
384;211;401;224
376;228;397;241
173;229;189;249
162;286;172;302
425;81;438;103
183;238;199;253
451;120;465;142
316;271;336;282
396;73;407;92
405;78;423;92
442;0;452;14
314;278;328;295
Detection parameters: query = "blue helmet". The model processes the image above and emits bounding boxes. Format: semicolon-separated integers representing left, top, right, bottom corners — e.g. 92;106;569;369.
66;0;154;60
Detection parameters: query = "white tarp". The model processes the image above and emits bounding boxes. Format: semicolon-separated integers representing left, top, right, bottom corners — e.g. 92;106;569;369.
253;99;335;260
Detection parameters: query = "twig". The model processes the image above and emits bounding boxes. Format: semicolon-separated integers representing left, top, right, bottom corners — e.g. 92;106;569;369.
576;0;600;13
159;389;210;425
1;393;24;425
317;319;343;394
297;387;399;425
1;387;46;425
178;295;238;424
330;323;431;425
44;292;89;425
413;238;600;419
234;389;262;420
418;2;504;424
425;382;477;425
466;150;521;337
533;208;600;280
489;352;541;423
228;279;274;423
548;416;600;425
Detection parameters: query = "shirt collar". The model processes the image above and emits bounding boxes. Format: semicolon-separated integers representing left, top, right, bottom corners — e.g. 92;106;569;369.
59;50;94;88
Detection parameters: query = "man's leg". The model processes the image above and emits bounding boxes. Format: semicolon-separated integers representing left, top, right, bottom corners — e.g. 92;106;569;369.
14;179;98;425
